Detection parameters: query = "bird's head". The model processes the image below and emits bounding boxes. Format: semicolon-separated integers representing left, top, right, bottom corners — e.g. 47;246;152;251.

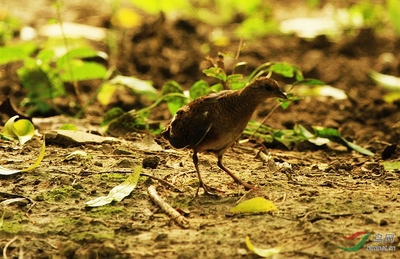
246;77;287;99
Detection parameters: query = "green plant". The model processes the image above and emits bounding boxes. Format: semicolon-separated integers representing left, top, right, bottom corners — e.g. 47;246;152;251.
387;0;400;36
129;0;278;39
335;1;386;33
0;11;21;46
0;0;109;115
0;43;107;115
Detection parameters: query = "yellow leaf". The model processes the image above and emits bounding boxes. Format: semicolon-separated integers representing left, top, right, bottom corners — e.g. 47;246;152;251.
2;115;19;139
97;83;118;106
112;8;142;28
12;119;35;145
230;197;277;213
1;115;35;144
59;124;78;130
245;236;282;257
381;161;400;171
21;137;46;172
0;138;45;175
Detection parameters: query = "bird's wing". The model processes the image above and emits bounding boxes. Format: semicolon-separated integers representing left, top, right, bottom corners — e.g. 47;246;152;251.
168;106;213;148
165;90;234;149
194;90;233;105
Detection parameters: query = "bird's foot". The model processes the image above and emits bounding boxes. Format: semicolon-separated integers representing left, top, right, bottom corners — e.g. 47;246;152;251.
239;181;255;191
194;182;223;198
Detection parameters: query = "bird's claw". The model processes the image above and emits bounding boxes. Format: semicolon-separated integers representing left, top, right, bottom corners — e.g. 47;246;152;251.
194;182;223;198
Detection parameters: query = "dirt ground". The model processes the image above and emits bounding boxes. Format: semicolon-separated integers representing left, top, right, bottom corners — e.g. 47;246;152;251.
0;1;400;258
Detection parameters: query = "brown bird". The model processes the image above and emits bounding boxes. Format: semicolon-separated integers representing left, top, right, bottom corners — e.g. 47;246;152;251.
162;77;287;196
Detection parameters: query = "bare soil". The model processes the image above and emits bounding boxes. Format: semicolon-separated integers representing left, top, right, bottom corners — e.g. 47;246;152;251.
0;1;399;258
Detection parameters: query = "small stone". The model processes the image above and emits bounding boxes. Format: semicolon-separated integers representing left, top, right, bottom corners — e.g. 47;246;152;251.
115;158;134;168
379;219;388;226
34;194;45;201
142;156;160;169
365;217;375;224
154;232;168;241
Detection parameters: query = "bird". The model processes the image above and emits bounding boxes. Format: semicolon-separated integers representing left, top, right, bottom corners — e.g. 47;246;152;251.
162;77;287;196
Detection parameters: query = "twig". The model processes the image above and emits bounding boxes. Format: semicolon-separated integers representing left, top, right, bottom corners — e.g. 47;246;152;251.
141;173;183;193
235;38;243;60
248;102;281;139
171;170;195;185
19;240;24;259
147;185;189;229
279;192;287;206
3;236;18;259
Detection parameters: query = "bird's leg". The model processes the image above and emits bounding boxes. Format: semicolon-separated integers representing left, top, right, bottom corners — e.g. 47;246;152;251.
217;155;255;190
192;152;220;197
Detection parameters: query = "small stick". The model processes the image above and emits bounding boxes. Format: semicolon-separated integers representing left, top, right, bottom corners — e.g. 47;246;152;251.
3;236;18;259
147;185;190;229
141;173;183;193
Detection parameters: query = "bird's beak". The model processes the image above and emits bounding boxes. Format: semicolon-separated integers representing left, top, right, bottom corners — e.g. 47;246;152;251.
277;89;287;99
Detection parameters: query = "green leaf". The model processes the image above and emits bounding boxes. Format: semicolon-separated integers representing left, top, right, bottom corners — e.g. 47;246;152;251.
313;126;374;156
278;94;302;109
227;74;245;90
59;60;107;82
37;48;55;64
202;67;227;81
59;124;78;130
108;75;158;101
270;62;303;80
210;83;224;92
85;165;142;207
245;236;282;257
17;57;66;104
0;42;37;65
296;124;330;146
342;138;374;156
167;99;186;116
312;126;342;138
235;17;279;38
102;107;126;127
230;197;277;213
387;0;400;36
56;47;104;68
279;99;292;109
189;80;211;99
161;80;187;115
293;78;325;86
381;161;400;171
